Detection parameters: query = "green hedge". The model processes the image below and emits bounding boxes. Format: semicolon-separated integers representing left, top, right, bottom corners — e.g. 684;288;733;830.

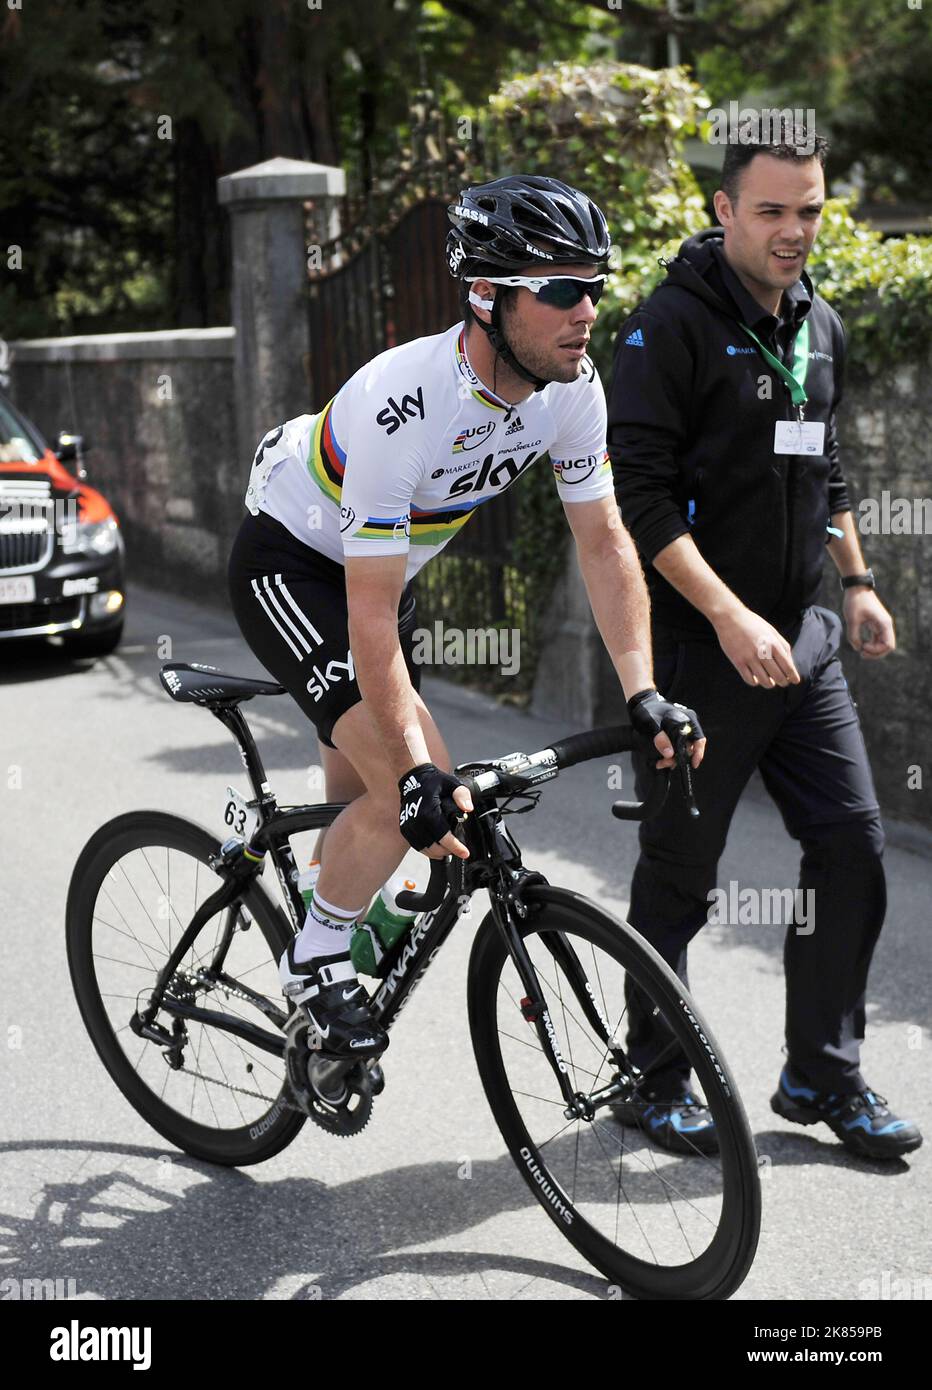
806;198;932;374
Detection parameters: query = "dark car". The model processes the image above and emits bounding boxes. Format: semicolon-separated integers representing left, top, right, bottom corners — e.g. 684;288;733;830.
0;392;125;655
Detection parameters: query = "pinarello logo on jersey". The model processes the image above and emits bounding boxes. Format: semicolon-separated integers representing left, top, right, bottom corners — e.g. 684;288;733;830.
452;421;496;453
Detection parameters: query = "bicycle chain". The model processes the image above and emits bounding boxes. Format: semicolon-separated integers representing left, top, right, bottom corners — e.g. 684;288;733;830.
170;1061;308;1115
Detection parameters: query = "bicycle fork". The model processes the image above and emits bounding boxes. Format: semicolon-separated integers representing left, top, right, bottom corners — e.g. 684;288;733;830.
489;874;639;1122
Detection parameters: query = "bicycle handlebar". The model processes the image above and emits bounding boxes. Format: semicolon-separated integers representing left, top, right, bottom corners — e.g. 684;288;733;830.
394;722;699;914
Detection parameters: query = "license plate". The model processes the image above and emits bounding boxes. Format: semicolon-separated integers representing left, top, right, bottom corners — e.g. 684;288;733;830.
0;575;36;604
221;786;259;844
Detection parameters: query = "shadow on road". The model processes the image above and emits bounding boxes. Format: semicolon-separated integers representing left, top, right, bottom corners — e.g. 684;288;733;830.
0;1134;741;1300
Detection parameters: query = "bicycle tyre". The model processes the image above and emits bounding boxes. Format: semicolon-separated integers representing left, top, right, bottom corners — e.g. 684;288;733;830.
66;811;306;1167
467;884;761;1300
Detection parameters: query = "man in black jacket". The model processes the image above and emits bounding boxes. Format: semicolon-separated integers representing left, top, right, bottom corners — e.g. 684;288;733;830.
607;127;921;1160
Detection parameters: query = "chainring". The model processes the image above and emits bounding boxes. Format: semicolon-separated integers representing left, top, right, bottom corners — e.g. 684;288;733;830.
283;1013;376;1136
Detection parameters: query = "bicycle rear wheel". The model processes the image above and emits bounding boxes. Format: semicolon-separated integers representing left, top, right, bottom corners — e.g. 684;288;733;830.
66;811;305;1166
468;885;761;1299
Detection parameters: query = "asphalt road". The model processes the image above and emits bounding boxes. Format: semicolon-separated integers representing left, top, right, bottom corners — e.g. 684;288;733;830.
1;580;929;1303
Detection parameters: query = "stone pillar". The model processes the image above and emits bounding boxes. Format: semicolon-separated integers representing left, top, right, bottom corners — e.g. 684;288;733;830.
217;156;345;466
529;536;603;725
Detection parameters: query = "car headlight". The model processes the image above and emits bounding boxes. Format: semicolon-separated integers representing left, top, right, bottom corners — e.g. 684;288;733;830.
62;518;121;557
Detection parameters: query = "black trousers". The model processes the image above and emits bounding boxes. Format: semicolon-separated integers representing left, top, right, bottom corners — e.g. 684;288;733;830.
626;605;886;1096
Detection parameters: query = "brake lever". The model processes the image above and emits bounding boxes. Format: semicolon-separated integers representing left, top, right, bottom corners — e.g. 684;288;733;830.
675;725;700;819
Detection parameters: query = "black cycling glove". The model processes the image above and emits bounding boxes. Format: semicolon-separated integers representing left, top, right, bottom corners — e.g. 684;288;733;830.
398;763;466;851
627;688;705;747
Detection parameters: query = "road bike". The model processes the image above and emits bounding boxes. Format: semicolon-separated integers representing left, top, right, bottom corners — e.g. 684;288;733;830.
66;661;761;1299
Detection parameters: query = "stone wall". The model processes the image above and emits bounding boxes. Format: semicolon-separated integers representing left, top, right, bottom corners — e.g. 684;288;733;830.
8;330;241;603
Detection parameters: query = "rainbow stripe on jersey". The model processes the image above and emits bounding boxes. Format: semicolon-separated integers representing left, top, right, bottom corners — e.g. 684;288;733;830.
305;394;479;547
454;329;511;412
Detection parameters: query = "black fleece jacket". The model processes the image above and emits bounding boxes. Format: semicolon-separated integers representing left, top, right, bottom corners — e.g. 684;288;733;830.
607;226;851;640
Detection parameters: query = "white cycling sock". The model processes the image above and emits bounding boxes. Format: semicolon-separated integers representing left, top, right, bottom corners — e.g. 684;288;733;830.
293;890;365;964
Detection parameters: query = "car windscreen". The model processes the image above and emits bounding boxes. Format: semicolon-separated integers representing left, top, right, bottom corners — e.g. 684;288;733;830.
0;397;46;464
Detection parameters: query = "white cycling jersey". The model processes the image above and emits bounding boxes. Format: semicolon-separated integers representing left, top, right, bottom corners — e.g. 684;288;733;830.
244;320;613;583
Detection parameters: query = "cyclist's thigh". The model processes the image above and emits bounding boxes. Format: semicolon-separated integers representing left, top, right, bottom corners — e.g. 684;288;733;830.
758;607;880;836
228;510;417;757
330;690;453;808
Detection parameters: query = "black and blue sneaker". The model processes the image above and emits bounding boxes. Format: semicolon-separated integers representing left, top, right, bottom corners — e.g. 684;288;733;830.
771;1066;922;1160
612;1084;718;1155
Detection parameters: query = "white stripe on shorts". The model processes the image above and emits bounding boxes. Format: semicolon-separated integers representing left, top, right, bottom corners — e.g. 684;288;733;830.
275;576;324;646
259;575;315;655
251;578;304;660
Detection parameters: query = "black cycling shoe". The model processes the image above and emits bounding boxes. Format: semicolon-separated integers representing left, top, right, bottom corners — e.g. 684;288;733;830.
612;1083;719;1155
771;1066;922;1160
278;940;388;1059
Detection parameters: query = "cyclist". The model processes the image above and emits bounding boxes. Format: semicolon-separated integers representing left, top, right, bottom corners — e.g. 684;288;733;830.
227;175;705;1059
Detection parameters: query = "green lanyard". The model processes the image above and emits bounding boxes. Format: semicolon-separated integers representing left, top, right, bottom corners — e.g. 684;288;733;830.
739;319;810;415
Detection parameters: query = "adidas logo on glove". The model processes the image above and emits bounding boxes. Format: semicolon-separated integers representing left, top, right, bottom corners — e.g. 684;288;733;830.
401;775;420;795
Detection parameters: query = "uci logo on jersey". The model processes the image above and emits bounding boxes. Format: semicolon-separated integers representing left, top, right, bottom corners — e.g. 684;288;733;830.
554;454;599;485
452;421;496;453
447;450;539;498
376;387;425;436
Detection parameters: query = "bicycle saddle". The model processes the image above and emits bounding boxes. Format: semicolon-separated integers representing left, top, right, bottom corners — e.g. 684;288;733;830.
159;661;285;704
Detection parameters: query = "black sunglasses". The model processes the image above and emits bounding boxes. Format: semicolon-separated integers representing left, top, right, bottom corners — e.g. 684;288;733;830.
468;274;607;309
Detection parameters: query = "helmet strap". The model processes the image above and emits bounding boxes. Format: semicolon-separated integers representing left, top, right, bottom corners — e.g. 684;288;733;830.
471;286;550;392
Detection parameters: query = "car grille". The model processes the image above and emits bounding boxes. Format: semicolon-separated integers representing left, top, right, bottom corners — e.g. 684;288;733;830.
0;479;56;574
0;598;80;633
0;527;54;573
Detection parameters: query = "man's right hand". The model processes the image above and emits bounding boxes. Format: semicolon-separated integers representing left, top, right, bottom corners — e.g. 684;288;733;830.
398;763;473;860
713;606;800;687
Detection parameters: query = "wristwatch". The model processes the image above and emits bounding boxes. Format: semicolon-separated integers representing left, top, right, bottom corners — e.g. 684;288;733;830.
840;568;875;591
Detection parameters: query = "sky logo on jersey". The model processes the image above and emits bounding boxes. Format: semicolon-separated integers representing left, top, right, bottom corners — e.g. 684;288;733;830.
625;328;644;348
447;450;539;498
306;652;355;703
376;387;425;436
452;421;496;452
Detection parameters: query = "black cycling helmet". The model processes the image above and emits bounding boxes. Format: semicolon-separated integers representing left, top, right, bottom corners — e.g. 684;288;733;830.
446;175;611;276
446;175;611;389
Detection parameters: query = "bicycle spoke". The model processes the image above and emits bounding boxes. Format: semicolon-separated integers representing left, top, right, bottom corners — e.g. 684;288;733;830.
489;915;741;1286
84;832;291;1135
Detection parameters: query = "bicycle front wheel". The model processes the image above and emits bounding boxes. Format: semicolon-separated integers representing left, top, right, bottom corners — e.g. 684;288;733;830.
468;885;760;1300
66;811;305;1166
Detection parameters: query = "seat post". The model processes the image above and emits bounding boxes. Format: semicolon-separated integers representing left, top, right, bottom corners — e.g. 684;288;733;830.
210;702;273;803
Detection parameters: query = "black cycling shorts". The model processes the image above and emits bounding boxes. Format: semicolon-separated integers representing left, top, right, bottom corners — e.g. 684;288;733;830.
227;510;421;749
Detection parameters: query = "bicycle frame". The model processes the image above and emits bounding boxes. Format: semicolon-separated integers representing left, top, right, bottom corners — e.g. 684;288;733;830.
134;698;640;1119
